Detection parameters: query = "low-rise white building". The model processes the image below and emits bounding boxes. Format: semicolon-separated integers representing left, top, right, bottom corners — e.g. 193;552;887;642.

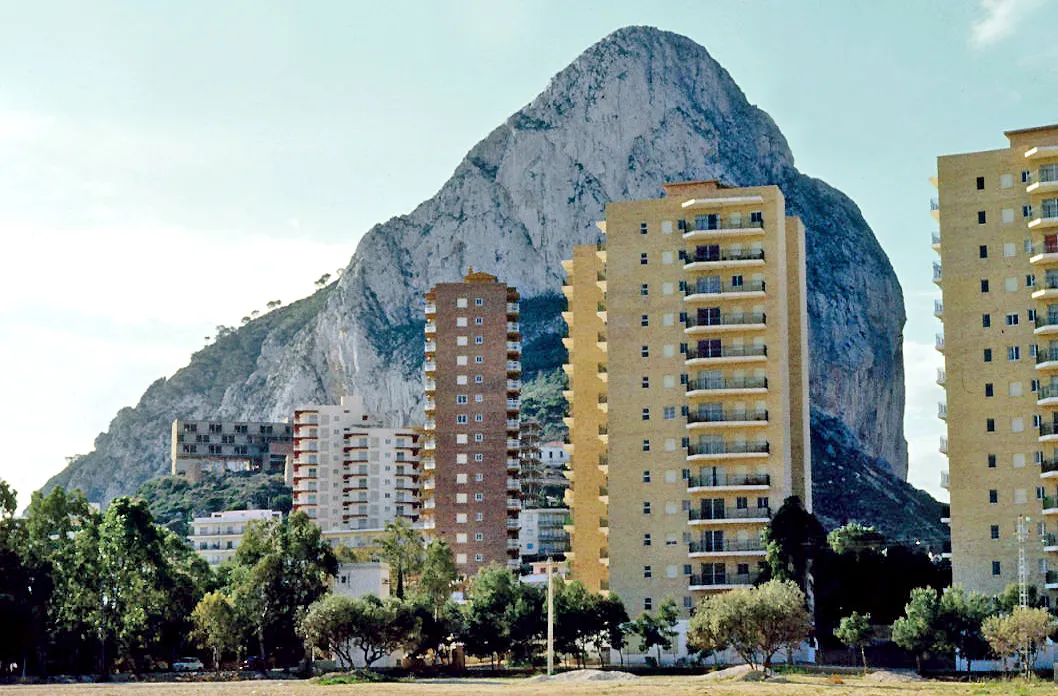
188;509;281;566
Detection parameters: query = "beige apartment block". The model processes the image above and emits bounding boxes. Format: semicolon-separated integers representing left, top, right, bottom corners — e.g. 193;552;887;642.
188;509;281;566
421;272;522;576
935;124;1058;601
563;181;811;615
291;396;420;532
171;419;292;482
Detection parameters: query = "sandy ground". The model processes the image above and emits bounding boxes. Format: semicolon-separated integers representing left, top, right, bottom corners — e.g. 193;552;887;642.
0;674;1053;696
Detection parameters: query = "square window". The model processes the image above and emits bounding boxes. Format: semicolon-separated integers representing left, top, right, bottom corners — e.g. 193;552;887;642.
661;251;674;264
1005;277;1018;292
662;221;672;234
457;298;468;308
475;336;484;344
1003;210;1016;225
978;211;987;224
474;356;484;364
1008;346;1021;361
474;492;484;502
473;433;484;442
456;394;468;404
1009;382;1023;397
474;414;483;422
474;512;484;521
457;375;468;385
474;317;483;325
456;415;468;424
457;317;468;327
1012;417;1024;433
475;554;484;562
474;375;483;383
475;532;484;541
474;394;483;403
474;298;484;306
1006;313;1020;326
663;406;676;420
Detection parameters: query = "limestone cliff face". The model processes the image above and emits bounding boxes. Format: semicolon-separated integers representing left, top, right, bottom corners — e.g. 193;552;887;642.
44;26;907;505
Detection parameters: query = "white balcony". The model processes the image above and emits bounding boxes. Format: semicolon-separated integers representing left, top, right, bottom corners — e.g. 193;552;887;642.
506;302;519;314
934;299;943;318
935;333;944;352
506;439;520;449
425;322;437;334
938;402;948;419
424;361;437;373
507;322;520;333
940;470;950;490
424;341;437;353
424;302;436;315
507;379;522;390
507;342;522;353
939;437;948;455
936;368;946;386
506;361;522;373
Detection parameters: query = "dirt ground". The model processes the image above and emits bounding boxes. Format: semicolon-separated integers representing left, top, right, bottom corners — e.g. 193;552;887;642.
0;673;1054;696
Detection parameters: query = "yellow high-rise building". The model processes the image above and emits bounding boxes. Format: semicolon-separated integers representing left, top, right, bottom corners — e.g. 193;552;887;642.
562;180;811;614
934;125;1058;601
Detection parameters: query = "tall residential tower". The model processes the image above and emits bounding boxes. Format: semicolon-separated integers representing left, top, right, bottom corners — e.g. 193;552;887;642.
934;124;1058;601
420;271;522;575
563;181;811;613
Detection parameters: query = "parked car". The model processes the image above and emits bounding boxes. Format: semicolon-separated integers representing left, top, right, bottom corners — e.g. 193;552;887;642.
241;655;265;672
172;657;204;672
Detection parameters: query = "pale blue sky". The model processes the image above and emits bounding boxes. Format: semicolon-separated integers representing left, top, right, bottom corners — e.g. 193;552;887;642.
1;0;1055;504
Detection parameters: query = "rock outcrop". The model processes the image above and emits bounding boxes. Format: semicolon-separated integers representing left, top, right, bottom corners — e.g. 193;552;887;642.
44;26;908;507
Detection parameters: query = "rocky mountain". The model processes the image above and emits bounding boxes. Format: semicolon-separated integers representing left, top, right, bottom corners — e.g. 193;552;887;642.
44;26;911;515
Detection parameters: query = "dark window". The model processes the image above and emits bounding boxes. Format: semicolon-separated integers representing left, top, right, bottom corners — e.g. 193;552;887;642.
992;561;1001;576
979;244;988;258
642;408;650;421
976;176;985;190
990;525;1000;540
985;383;994;397
640;252;648;265
641;314;649;327
986;419;995;432
640;284;649;296
643;534;652;547
641;376;649;389
984;348;992;362
988;489;998;504
641;345;649;358
642;439;650;452
978;211;987;224
642;470;651;483
639;222;648;235
643;502;651;515
982;313;991;328
981;279;990;293
988;454;997;468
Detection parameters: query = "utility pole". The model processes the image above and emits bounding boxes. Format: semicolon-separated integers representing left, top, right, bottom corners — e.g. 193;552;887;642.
546;557;555;676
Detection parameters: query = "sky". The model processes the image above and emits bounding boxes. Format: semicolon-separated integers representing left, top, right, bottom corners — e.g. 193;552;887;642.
1;0;1056;506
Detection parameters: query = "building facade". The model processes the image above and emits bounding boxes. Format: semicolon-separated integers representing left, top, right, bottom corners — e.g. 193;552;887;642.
420;271;522;576
171;419;292;481
934;124;1058;601
291;396;420;532
518;507;571;561
188;509;281;566
562;180;811;614
519;419;544;506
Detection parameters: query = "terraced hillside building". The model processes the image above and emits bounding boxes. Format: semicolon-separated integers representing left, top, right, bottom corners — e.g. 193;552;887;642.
933;124;1058;601
291;396;420;533
171;419;292;482
420;271;522;576
562;180;811;614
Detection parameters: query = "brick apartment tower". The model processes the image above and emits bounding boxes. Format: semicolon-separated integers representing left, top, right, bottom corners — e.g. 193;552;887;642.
421;271;522;576
933;124;1058;601
562;181;811;614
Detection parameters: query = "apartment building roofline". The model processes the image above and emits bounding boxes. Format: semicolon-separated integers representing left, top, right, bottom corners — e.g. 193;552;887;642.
1004;123;1058;138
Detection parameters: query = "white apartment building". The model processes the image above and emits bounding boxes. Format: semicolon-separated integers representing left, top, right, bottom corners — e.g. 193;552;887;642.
540;441;570;469
188;509;281;566
291;395;420;532
518;507;571;560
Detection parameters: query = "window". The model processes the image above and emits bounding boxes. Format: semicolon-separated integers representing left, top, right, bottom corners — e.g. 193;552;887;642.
456;395;468;404
474;554;484;562
473;433;484;442
661;251;673;264
1005;277;1018;292
1024;204;1034;218
984;348;992;362
987;454;996;469
474;375;483;383
684;596;694;609
640;252;648;265
1029;309;1037;322
1008;346;1021;361
643;501;652;515
1000;173;1014;189
1012;417;1024;433
1027;274;1037;288
642;408;650;421
662;282;674;295
986;419;995;432
988;489;998;504
990;525;1000;540
474;394;484;403
644;598;653;611
474;317;483;325
642;439;651;452
457;317;468;327
661;406;675;420
643;470;652;483
640;222;648;235
474;472;484;482
457;336;468;346
456;415;468;424
643;534;652;547
981;279;989;293
474;356;484;364
474;414;483;422
978;211;987;224
641;345;649;358
474;512;484;521
474;336;483;344
992;561;1001;576
641;314;649;327
474;532;484;541
1022;170;1032;184
642;376;650;388
750;211;763;224
1003;209;1016;224
474;298;484;306
643;566;652;578
474;492;484;502
985;383;994;397
1033;379;1041;392
456;298;468;309
1006;313;1020;326
979;244;988;258
976;176;985;190
640;284;649;296
982;314;991;328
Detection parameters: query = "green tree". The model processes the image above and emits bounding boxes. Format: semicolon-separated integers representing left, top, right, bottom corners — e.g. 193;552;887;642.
191;591;240;670
827;523;886;557
935;586;992;674
375;519;425;600
656;597;680;664
762;496;826;591
416;539;457;614
553;581;600;667
459;564;543;667
982;607;1057;676
342;595;418;669
892;587;940;673
834;611;872;672
628;600;679;666
297;593;360;667
597;594;629;665
994;583;1045;612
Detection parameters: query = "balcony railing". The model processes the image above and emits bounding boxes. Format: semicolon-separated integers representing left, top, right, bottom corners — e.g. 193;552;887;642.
687;409;769;424
1043;533;1057;548
690;572;759;588
1043;494;1058;510
507;322;521;333
1047;570;1058;585
1038;348;1058;364
1039;384;1058;400
685;249;765;264
685;312;766;328
687;376;768;391
1037;315;1058;330
931;232;941;246
930;198;939;212
937;403;947;418
680;218;764;233
1033;240;1058;255
936;368;946;384
932;263;942;282
1040;422;1058;437
686;345;767;360
688;472;771;487
689;539;766;554
935;333;945;350
1041;457;1058;474
689;506;771;522
934;299;943;316
688;442;770;457
685;280;766;296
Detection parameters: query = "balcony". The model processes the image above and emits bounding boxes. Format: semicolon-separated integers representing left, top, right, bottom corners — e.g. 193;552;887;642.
507;498;522;511
935;333;944;352
507;322;521;335
507;341;522;354
932;262;942;285
684;280;766;302
688;539;767;556
683;248;765;272
680;217;765;241
506;362;522;375
931;232;941;250
1031;238;1058;266
685;344;767;365
507;379;522;391
425;322;437;334
507;458;520;470
424;341;437;354
929;197;940;220
688;506;771;524
939;504;950;524
687;375;768;396
688;442;770;460
934;299;943;318
506;478;519;490
506;439;520;450
937;402;947;420
424;379;436;392
940;470;950;490
1047;570;1058;590
688;472;770;490
506;398;520;411
689;572;760;591
685;312;766;334
1039;384;1058;406
1029;202;1058;230
1036;315;1058;337
687;409;769;428
1038;348;1058;371
1044;534;1058;552
506;519;520;529
423;479;435;490
506;419;520;431
506;302;520;315
1041;422;1058;442
1043;495;1058;515
421;458;435;471
939;437;948;455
